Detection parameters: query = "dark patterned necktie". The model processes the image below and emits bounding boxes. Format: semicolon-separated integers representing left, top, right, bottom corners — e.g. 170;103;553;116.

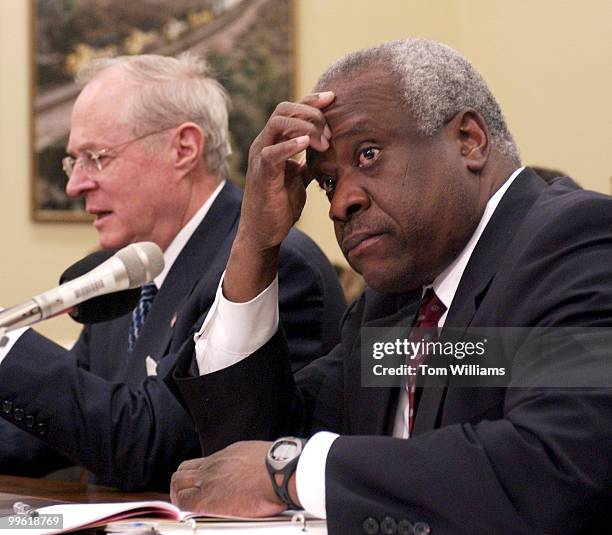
128;282;158;353
406;288;447;435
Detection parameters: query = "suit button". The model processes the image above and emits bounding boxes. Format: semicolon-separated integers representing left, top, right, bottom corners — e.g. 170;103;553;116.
25;415;35;429
13;408;24;421
413;522;430;535
381;516;398;534
36;422;47;436
398;520;414;535
2;400;12;414
363;517;380;534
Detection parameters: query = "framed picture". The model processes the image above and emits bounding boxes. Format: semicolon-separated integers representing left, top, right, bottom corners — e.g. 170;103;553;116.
31;0;294;221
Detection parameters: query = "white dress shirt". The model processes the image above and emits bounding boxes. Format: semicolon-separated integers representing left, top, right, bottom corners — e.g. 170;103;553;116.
0;180;226;365
194;168;524;518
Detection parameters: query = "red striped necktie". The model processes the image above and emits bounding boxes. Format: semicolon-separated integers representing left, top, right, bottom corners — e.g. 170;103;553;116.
407;288;447;435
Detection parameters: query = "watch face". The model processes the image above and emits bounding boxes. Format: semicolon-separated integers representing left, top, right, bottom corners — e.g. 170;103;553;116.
272;440;299;461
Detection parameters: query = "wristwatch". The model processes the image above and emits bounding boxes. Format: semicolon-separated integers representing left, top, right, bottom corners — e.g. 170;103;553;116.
266;437;306;509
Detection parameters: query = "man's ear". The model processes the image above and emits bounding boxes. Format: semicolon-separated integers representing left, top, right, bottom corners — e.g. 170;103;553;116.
172;123;205;175
450;109;490;173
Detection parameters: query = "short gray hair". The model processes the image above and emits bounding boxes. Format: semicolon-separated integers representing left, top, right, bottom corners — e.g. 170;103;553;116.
316;38;520;163
76;53;232;178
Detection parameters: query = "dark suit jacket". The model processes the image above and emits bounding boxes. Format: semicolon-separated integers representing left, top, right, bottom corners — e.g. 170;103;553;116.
174;169;612;534
0;181;346;491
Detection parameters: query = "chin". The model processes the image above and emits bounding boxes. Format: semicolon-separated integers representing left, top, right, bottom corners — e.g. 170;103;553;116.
97;234;131;251
362;262;425;294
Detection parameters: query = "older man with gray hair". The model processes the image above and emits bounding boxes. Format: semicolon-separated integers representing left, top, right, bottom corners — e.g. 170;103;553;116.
0;53;345;490
171;38;612;534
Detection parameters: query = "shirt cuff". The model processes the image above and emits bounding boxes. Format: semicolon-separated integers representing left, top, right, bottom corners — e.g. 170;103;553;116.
296;431;340;519
194;272;279;375
0;327;29;366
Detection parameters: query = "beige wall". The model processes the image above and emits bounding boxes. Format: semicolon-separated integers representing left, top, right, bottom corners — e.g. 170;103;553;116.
1;0;97;344
1;0;611;344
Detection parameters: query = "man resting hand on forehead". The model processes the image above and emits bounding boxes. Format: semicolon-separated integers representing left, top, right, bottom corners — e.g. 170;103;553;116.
171;39;612;535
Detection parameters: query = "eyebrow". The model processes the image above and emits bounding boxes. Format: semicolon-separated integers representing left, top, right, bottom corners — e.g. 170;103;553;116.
333;125;368;143
307;117;382;170
65;142;91;154
327;116;380;143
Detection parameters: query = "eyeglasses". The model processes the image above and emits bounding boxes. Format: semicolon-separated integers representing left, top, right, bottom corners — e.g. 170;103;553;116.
62;126;175;179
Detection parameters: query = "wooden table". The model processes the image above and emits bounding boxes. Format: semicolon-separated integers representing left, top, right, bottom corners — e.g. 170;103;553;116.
0;474;168;516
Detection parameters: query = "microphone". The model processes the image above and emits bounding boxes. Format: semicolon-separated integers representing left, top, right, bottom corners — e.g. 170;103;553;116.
59;250;140;324
0;242;164;332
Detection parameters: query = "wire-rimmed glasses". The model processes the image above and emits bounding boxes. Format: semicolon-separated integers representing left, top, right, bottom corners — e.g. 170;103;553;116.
61;126;176;179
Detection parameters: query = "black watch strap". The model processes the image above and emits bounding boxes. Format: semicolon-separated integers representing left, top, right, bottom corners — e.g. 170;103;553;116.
268;456;302;509
266;438;306;510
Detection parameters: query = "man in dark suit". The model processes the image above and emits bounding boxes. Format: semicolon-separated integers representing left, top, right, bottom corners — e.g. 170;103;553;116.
170;39;612;534
0;54;345;491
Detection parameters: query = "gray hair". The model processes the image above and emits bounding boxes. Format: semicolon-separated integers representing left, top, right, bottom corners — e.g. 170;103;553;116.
76;53;232;178
316;38;521;163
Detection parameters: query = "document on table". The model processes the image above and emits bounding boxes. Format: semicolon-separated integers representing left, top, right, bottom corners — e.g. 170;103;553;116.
0;500;326;535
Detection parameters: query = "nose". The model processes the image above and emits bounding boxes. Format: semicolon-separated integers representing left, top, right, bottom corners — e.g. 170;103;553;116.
65;164;98;198
329;172;370;222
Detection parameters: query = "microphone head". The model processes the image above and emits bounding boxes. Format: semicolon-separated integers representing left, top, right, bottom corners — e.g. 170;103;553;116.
115;242;165;288
60;250;141;324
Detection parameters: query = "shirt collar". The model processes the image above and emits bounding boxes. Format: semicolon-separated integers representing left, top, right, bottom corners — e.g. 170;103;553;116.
153;180;226;289
431;167;524;313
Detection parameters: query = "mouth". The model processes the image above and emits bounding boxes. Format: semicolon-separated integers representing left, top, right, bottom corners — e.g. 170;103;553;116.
87;209;112;226
342;231;387;259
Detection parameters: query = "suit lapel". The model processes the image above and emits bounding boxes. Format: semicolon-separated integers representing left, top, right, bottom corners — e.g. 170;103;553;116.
445;169;547;327
128;182;242;372
348;289;421;435
413;168;547;434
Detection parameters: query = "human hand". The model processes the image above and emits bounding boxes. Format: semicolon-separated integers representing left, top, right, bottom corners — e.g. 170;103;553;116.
223;91;335;302
170;441;289;518
238;91;334;251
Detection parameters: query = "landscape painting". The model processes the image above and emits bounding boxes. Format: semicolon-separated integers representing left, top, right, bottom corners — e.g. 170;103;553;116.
32;0;293;221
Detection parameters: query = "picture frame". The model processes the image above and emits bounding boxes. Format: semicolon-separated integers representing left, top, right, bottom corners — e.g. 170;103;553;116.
31;0;294;222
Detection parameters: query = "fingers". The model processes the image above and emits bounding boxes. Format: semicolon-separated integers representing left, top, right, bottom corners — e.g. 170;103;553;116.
256;91;335;153
170;442;282;518
171;458;207;505
257;136;310;174
171;486;202;512
235;92;333;255
174;489;198;511
171;469;203;490
176;457;205;471
299;90;335;109
267;116;329;151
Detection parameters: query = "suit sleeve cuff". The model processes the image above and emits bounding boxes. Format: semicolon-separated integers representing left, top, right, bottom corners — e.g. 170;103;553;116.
194;272;279;375
296;431;340;519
